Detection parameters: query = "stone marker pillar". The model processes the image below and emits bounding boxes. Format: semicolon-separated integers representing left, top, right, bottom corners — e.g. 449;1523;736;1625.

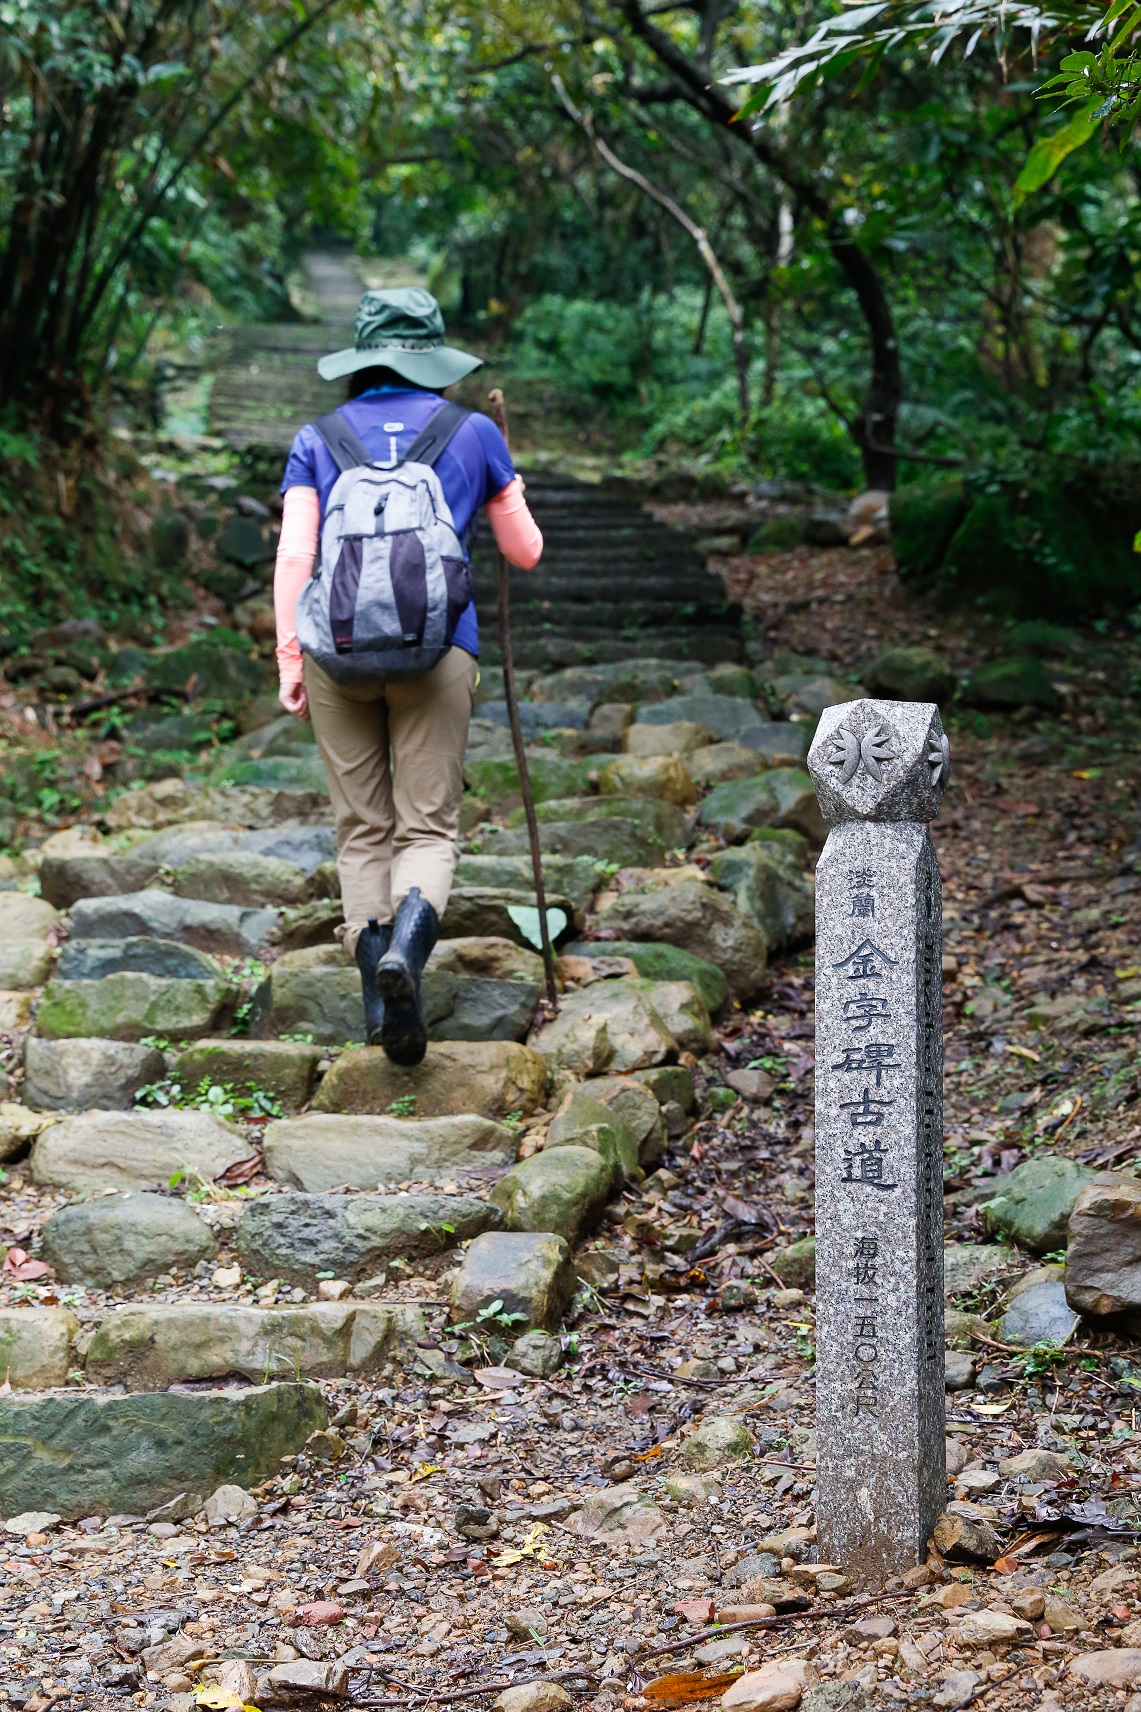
807;698;950;1578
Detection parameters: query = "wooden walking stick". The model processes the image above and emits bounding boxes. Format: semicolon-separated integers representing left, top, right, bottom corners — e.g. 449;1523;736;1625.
487;387;559;1011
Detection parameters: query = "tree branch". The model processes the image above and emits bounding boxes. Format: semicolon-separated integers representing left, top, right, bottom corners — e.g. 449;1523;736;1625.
552;73;749;423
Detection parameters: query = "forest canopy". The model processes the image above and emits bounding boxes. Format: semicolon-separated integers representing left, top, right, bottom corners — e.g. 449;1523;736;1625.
3;0;1141;610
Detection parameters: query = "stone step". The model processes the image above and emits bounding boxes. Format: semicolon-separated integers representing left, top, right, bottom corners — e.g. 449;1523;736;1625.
250;946;541;1046
30;1108;257;1194
235;1190;502;1287
83;1300;423;1389
263;1112;517;1193
68;889;277;957
0;1383;327;1520
309;1039;547;1120
37;971;239;1043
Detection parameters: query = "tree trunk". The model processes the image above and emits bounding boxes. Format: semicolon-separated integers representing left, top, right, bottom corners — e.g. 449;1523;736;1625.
830;231;901;491
618;0;903;486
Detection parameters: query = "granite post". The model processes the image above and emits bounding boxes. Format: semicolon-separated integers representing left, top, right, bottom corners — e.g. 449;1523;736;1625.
807;698;949;1577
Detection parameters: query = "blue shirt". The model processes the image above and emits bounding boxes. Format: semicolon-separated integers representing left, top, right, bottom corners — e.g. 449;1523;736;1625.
281;387;516;658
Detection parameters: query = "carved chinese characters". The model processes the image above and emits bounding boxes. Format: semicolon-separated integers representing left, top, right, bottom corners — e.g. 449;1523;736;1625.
808;699;948;1577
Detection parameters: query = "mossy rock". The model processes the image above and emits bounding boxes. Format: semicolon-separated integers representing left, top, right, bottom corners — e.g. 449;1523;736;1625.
746;515;804;554
863;645;956;704
564;938;729;1015
144;629;270;706
959;656;1059;712
152;510;190;569
891;464;1141;618
465;753;596;808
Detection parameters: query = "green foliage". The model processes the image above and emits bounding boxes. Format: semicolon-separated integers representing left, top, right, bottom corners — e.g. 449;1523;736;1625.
892;456;1141;615
0;424;170;642
137;1076;283;1119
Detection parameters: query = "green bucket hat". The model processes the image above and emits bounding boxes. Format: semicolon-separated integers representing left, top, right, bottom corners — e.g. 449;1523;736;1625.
317;287;482;388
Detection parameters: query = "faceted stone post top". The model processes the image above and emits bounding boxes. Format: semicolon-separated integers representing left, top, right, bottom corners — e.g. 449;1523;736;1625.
807;698;950;827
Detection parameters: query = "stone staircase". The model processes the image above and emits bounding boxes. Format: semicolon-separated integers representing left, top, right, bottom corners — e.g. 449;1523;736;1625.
469;471;742;669
204;251;741;670
0;652;819;1521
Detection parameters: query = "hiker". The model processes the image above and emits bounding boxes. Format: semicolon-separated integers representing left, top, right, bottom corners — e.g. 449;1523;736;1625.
273;286;543;1065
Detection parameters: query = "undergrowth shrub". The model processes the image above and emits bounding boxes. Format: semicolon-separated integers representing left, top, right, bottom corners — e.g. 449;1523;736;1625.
0;419;172;643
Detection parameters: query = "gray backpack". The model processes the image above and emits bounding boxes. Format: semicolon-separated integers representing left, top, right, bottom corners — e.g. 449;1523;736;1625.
294;401;473;681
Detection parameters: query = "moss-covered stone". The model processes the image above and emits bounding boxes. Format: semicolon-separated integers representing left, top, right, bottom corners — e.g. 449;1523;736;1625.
564;939;729;1015
311;1040;547;1119
769;1236;816;1289
708;843;814;953
984;1156;1097;1253
546;1089;640;1186
464;752;596;808
489;1147;611;1243
0;1383;327;1519
524;794;691;850
959;656;1060;712
863;645;956;704
633;1064;696;1113
37;973;237;1042
746;515;804;554
588;879;768;1001
144;630;270;706
698;769;827;846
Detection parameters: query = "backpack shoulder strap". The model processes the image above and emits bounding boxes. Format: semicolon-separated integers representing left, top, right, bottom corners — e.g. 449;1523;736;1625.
403;401;470;471
312;411;374;475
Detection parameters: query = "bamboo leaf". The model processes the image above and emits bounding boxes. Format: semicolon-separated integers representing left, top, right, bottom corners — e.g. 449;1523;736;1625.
1014;100;1102;202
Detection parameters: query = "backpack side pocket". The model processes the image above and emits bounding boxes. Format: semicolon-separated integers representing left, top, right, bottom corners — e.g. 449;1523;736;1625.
329;536;364;654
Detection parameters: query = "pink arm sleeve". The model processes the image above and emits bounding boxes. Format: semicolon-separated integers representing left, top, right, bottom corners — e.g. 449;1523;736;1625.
486;477;543;570
274;486;320;687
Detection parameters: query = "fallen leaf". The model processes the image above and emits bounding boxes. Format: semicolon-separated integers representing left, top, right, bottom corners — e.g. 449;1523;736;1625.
490;1522;548;1568
214;1154;262;1188
641;1672;742;1707
195;1690;255;1711
2;1248;51;1281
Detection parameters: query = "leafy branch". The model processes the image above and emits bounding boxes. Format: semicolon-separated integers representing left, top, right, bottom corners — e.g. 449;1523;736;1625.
721;0;1141;197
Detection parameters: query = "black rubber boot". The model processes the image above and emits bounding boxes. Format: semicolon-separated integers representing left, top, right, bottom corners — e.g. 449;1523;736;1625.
355;917;392;1047
376;887;439;1066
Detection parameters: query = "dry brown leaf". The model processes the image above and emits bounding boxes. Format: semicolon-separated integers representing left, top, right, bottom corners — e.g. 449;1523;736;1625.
640;1672;742;1707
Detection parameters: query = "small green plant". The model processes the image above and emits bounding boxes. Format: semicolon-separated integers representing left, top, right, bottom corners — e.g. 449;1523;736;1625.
476;1297;528;1331
387;1094;417;1118
419;1219;457;1251
1014;1341;1071;1381
138;1076;281;1119
280;1029;316;1045
501;1109;525;1132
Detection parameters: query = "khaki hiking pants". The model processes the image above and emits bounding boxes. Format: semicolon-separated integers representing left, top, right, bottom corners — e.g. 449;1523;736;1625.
304;647;477;955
